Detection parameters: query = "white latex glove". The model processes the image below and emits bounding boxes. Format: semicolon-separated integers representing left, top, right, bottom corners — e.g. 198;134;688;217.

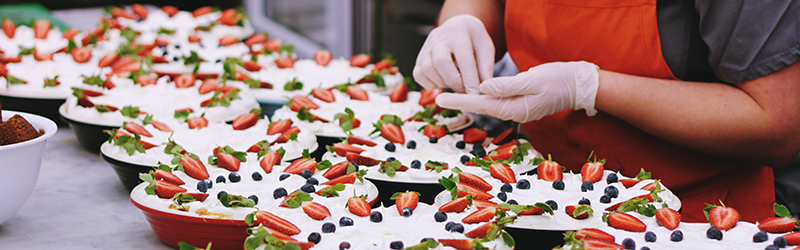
413;15;495;94
435;61;600;123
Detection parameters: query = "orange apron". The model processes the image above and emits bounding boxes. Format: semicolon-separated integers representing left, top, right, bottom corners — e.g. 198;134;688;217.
505;0;774;222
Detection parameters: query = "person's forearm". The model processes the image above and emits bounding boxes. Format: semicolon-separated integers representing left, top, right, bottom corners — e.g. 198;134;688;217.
595;62;800;167
438;0;506;61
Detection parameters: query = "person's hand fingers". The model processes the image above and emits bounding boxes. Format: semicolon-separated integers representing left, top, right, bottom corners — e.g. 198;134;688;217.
469;25;495;83
452;41;480;94
413;51;439;90
432;46;465;93
435;93;528;122
478;76;528;97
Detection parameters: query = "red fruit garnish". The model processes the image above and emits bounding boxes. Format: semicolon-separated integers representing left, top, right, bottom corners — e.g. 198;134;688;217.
98;53;118;68
322;161;350;180
491;127;517;145
232;112;259;130
219;35;238;46
179;154;210;180
438;239;475;250
283;158;316;175
149;120;172;132
321;170;366;186
783;231;800;246
62;28;79;40
77;96;94;107
380;123;405;144
706;203;740;231
34;51;53;61
581;161;605;183
289;95;320;111
619;179;641;188
346;136;376;147
217;153;240;172
347;196;371;217
187;116;208;129
152;180;187;198
470;199;500;210
259;150;283;173
393;191;419;215
124;122;152;137
314;50;332;66
174;74;196;88
462;206;496;224
582;237;623;250
455;182;493;200
198;79;220;94
255;210;301;236
273;126;300;144
71;47;92;63
349;54;370;67
374;58;393;71
346;85;369;101
418;88;443;106
423;124;447;139
606;212;647;232
439;196;472;213
216;8;242;26
537;157;563;182
267;120;292;135
302;202;331;220
264;38;282;52
192;6;213;17
565;205;592;220
2;19;16;38
131;4;148;19
758;217;798;234
489;162;516;184
332;143;365;156
245;33;268;46
464;223;497;239
345;152;380;166
457;172;492;192
136;75;157;86
312;88;335;103
161;6;179;17
463;128;487;144
33;20;51;39
655;207;681;230
575;228;615;242
154;169;184;185
111;7;136;20
389;81;409;102
275;57;295;68
0;56;22;64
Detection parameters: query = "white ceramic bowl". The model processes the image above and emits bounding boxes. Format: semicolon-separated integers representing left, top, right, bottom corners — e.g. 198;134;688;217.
0;110;57;224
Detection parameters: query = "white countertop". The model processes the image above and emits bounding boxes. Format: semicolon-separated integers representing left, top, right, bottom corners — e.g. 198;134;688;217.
0;126;173;250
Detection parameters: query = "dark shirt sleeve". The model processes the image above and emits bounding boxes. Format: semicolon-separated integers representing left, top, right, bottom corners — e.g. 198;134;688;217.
695;0;800;83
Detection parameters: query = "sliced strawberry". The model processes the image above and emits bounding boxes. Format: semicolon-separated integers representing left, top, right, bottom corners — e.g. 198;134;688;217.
136;75;157;86
264;38;283;52
62;28;79;40
34;51;53;61
217;153;241;172
346;85;369;101
152;180;187;198
71;47;92;63
97;53;118;68
0;63;6;77
606;212;647;232
418;88;443;106
0;56;22;64
302;202;331;220
346;136;376;147
437;239;475;250
322;161;351;180
232;112;259;130
332;143;365;157
463;223;495;239
217;9;243;26
284;158;317;175
517;206;546;215
255;210;301;236
259;150;283;173
619;179;641;188
489;162;517;184
77;96;94;107
342;117;361;129
219;35;239;46
275;56;295;68
491;127;517;145
393;191;419;215
565;205;592;220
179;154;210;180
457;172;492;192
272;126;301;144
582;237;623;250
149;120;172;132
423;124;447;139
347;196;371;217
2;19;15;38
186;33;201;43
33;20;50;39
267;120;292;135
245;33;268;46
472;199;500;210
575;228;615;242
655;207;681;230
784;231;800;246
321;170;366;186
187;116;208;129
462;128;488;144
706;203;740;231
161;6;179;17
537;158;563;181
462;206;496;224
456;182;493;200
379;123;405;144
314;50;332;66
185;193;209;202
198;79;220;94
80;89;103;97
640;181;658;191
289;95;320;111
349;54;370;67
101;79;115;89
312;88;335;103
192;6;213;17
124;122;153;137
373;58;393;71
758;217;798;233
439;196;472;213
174;74;196;88
389;81;409;102
154;169;184;185
345;152;380;167
243;60;262;72
581;161;605;183
131;4;148;19
111;7;137;20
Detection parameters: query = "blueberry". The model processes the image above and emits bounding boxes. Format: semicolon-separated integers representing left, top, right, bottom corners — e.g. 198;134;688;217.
217;191;227;199
420;238;433;243
507;199;518;205
517;179;531;189
279;173;291;181
216;175;226;183
497;192;507;202
599;195;611;204
644;231;656;242
622;238;635;249
338;241;350;250
174;44;181;49
386;157;396;162
766;246;779;250
706;227;723;241
203;179;213;189
434;211;448;222
251;172;263;181
580;181;594;192
754;231;769;243
228;172;241;183
445;221;455;231
248;195;259;205
402;207;413;217
406;140;417;149
339;216;354;227
301;183;315;193
471;148;487;158
456;141;466;149
451;223;464;233
172;56;179;62
308;232;321;244
197;181;208;193
545;200;558;210
429;136;438;143
161;50;168;56
604;186;619;198
322;222;336;233
307;177;319;185
300;169;313;179
460;155;471;164
410;159;421;169
606;173;618;184
273;187;288;199
774;237;787;248
385;142;396;152
472;143;484;151
501;184;513;193
552;180;565;190
670;230;683;242
215;59;222;63
390;241;404;249
579;198;591;205
370;211;383;222
640;247;651;250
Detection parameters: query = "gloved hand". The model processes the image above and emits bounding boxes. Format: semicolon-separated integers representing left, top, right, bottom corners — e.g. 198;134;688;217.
435;61;600;123
413;15;495;94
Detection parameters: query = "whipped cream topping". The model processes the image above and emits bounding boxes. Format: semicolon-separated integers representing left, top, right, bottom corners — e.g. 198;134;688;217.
60;76;259;127
147;41;251;77
271;90;472;137
101;117;317;166
434;170;681;231
116;9;254;41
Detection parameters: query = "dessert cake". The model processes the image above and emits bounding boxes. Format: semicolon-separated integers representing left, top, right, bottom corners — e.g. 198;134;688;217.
0;102;44;145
